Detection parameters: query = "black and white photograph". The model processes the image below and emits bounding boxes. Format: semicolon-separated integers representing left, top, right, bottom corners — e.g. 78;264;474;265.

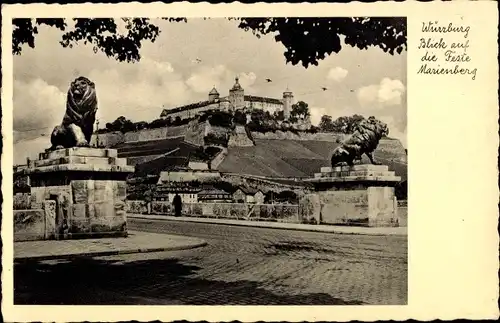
11;15;409;306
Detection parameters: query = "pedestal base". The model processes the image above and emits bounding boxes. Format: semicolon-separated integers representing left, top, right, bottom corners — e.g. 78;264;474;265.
302;165;401;227
23;147;134;240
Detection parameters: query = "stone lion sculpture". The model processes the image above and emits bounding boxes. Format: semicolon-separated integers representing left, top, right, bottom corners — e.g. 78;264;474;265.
330;116;389;167
49;76;98;150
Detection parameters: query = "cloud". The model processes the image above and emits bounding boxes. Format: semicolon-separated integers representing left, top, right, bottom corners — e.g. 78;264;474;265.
186;65;230;93
357;77;406;107
379;115;407;148
326;67;348;82
14;136;51;165
238;72;257;87
86;57;192;123
13;78;66;132
186;65;257;94
309;106;328;126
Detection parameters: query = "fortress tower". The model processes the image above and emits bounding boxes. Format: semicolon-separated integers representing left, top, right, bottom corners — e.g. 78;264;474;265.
282;88;294;119
229;76;245;111
208;86;220;102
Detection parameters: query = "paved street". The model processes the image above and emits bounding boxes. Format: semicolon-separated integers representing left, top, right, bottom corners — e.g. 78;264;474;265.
15;218;407;305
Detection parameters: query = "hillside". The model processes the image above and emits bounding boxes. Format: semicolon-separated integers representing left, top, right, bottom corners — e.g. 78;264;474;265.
218;138;407;180
102;116;407;182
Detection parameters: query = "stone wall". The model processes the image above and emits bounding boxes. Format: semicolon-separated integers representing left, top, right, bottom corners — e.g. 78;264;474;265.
150;201;299;222
184;119;205;146
124;128;169;142
127;154;163;166
228;125;254;147
210;148;228;169
397;200;408;227
14;200;56;242
300;187;399;227
90;125;189;148
188;161;210;170
127;200;148;214
245;100;282;114
158;170;222;183
14;193;31;210
90;132;125;147
221;173;308;195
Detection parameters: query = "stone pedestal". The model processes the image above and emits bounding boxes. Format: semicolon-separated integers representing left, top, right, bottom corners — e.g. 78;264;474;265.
302;165;401;227
25;147;134;239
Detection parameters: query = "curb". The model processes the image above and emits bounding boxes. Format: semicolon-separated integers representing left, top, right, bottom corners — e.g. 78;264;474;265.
129;215;407;237
14;241;208;262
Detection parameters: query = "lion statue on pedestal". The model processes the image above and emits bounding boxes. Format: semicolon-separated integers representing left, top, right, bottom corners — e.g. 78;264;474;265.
49;76;98;150
330;116;389;167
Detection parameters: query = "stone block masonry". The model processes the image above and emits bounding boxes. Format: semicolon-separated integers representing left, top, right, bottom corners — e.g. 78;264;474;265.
15;200;56;242
22;148;134;240
303;164;401;227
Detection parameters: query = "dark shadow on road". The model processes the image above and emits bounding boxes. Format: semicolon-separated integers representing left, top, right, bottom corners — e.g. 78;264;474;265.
14;257;364;305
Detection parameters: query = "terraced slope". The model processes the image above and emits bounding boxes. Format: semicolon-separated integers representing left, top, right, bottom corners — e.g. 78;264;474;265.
218;139;407;180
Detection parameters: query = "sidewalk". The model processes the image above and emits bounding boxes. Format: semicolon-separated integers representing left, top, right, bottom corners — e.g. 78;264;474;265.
14;230;207;261
129;214;408;236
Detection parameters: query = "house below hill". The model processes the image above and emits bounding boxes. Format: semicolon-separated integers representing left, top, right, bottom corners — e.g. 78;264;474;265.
233;187;265;204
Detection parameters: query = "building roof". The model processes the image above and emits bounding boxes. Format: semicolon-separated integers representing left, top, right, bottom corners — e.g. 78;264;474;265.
155;184;202;194
230;76;243;91
198;189;232;199
162;100;214;115
209;87;219;95
245;95;283;105
237;186;261;195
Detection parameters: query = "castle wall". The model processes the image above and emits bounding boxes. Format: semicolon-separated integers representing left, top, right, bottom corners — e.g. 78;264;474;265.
90;132;125;147
228;125;254;147
124;128;169;142
245;101;283;114
163;102;222;120
158;170;222;183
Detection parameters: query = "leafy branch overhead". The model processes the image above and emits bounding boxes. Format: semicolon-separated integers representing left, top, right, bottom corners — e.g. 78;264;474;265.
12;17;406;67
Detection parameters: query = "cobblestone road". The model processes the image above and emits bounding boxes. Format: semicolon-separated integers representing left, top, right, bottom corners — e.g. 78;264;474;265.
15;219;407;305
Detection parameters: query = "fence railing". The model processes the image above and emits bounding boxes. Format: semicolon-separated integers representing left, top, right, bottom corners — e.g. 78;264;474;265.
129;200;300;223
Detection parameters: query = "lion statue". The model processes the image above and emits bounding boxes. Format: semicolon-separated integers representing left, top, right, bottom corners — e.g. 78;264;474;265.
49;76;98;150
330;116;389;167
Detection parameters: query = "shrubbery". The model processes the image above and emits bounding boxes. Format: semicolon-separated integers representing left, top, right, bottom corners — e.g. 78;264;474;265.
204;133;229;147
207;110;234;128
190;146;222;162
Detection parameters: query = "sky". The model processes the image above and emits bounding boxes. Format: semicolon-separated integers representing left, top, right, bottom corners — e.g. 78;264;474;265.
13;18;407;165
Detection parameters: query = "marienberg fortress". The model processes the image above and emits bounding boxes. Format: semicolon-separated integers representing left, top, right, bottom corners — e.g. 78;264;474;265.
160;77;295;121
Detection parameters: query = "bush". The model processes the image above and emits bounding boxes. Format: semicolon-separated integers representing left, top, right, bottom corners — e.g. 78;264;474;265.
208;111;234;128
204;133;228;147
234;110;247;125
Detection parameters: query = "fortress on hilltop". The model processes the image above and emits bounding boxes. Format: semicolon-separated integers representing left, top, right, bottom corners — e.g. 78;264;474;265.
161;76;295;120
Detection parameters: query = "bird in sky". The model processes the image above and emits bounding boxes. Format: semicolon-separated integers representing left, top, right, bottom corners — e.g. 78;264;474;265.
265;78;272;82
350;89;355;92
321;87;328;91
192;58;202;64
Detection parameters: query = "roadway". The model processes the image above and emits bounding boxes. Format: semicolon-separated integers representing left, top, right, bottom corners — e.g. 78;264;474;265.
15;218;407;305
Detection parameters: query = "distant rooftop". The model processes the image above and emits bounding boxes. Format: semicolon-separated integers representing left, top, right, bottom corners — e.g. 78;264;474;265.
209;87;219;95
230;76;243;91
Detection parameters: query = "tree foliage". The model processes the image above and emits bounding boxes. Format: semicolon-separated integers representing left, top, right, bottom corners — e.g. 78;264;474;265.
13;18;186;63
105;115;135;133
236;17;406;67
319;114;367;134
13;17;406;67
290;101;310;120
